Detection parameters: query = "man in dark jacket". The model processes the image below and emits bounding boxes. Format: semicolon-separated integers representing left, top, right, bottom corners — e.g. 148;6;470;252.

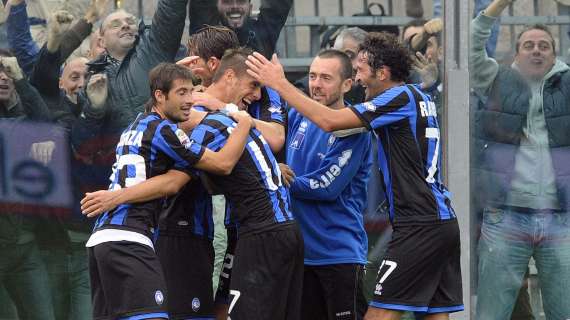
471;0;570;319
189;0;292;59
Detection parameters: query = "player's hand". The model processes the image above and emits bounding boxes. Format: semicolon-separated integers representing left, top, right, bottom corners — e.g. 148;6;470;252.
229;110;255;129
192;92;225;111
412;52;438;90
86;73;108;109
177;55;208;75
278;163;295;187
81;189;121;218
30;140;55;165
246;53;288;90
0;57;24;81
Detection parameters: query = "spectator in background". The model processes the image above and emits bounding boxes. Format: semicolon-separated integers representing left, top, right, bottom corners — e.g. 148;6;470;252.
188;0;293;59
281;49;372;320
6;0;106;77
295;27;367;106
69;0;190;222
0;51;55;320
402;18;443;120
471;0;570;319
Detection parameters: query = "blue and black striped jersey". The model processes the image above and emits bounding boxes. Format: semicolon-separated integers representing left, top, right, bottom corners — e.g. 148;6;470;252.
188;111;294;235
158;178;214;239
350;85;456;226
247;87;286;124
93;112;205;238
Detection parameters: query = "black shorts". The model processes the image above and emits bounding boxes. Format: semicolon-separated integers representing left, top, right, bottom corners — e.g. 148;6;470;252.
302;264;367;320
88;241;168;320
156;234;215;319
228;222;304;320
370;219;464;314
214;226;238;305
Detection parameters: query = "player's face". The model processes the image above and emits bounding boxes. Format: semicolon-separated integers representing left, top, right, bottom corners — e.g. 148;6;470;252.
309;57;345;107
0;70;15;103
355;51;382;100
60;58;88;99
232;74;261;106
163;79;195;122
515;29;556;80
217;0;252;29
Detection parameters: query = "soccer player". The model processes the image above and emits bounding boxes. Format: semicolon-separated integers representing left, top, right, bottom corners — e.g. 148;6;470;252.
247;32;463;320
83;49;303;320
282;49;372;320
84;62;254;320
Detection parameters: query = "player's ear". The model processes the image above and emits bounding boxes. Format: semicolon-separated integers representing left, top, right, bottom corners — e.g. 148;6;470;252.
341;78;353;94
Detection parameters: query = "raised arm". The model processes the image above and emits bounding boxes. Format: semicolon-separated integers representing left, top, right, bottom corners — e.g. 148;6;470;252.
6;0;39;77
469;0;513;95
247;53;363;132
256;0;293;56
138;0;189;66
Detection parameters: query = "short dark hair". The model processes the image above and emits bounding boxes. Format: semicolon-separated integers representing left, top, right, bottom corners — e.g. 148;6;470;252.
212;47;254;83
148;63;194;109
316;49;353;81
359;32;411;82
402;19;427;40
516;24;556;54
188;25;240;60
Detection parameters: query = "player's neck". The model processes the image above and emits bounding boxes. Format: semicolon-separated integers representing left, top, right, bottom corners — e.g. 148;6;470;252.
205;83;231;104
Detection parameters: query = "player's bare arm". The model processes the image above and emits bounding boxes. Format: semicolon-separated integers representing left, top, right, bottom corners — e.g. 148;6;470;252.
81;169;191;217
246;52;363;132
253;119;285;152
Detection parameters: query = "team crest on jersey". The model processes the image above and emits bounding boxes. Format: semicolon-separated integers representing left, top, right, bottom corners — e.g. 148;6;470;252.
155;290;164;305
328;135;336;146
192;297;200;311
363;102;375;112
175;129;193;150
290;132;305;150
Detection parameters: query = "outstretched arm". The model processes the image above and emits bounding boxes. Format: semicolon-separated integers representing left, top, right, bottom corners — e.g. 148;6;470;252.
246;53;363;132
6;0;39;77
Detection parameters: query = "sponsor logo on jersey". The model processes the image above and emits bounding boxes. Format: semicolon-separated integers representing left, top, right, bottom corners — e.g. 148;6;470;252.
328;135;336;146
374;283;383;296
155;290;164;305
290;132;305;150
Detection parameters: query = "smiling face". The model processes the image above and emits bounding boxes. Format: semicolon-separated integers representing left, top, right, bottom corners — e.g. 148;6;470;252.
354;51;384;100
217;0;252;29
309;56;350;107
515;28;556;80
159;79;196;123
60;58;89;99
100;10;138;58
228;72;261;107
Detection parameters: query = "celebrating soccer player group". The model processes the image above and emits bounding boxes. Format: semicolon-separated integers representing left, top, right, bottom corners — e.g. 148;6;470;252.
79;23;461;320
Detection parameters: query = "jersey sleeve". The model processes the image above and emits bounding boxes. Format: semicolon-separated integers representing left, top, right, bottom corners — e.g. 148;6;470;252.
250;87;286;124
156;123;205;175
349;87;414;130
289;132;372;201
